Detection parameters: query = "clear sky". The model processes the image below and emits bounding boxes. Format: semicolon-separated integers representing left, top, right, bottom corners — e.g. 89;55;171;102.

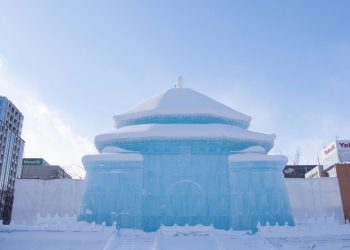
0;1;349;178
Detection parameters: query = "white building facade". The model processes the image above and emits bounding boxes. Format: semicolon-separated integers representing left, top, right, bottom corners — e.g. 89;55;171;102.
322;140;350;177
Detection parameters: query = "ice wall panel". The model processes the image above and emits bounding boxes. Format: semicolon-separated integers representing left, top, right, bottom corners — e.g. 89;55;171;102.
285;178;344;223
11;179;84;225
229;161;294;230
79;161;143;227
141;154;231;231
11;178;344;226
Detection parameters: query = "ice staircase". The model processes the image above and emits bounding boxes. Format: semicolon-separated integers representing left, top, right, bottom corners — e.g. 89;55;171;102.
213;232;276;250
102;226;276;250
103;230;157;250
157;225;275;250
157;225;218;250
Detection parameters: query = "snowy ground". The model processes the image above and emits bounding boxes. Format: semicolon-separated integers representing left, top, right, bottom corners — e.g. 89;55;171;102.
1;216;350;250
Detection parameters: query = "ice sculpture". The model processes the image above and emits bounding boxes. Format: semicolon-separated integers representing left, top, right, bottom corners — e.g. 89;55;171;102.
79;86;294;231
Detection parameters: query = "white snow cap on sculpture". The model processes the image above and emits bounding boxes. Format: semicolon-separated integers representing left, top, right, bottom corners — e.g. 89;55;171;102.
228;153;288;163
83;152;143;164
113;87;251;127
96;124;275;141
101;146;133;154
232;146;266;154
95;123;276;152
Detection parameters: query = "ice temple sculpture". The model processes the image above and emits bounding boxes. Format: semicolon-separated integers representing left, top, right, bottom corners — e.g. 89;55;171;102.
79;85;294;231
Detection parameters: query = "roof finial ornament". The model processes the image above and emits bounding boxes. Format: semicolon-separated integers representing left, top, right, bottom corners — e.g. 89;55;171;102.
176;75;184;88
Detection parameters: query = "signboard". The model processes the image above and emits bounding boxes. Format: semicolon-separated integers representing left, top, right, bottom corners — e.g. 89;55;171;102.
338;141;350;149
322;140;350;170
22;158;44;166
283;165;316;178
323;143;336;157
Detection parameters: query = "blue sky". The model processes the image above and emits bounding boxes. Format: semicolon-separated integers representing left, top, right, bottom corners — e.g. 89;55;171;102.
0;1;349;176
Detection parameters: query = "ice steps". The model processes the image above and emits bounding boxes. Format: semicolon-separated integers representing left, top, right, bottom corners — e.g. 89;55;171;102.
103;230;157;250
215;235;275;250
157;225;218;250
113;237;156;250
103;226;276;250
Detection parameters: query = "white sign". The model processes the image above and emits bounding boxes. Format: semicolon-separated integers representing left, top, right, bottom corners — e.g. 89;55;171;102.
338;140;350;150
322;140;350;169
323;143;336;157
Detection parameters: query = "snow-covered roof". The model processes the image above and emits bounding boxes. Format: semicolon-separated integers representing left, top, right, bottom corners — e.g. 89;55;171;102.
231;146;266;154
228;153;287;163
83;153;143;164
113;88;251;128
95;123;275;151
101;146;134;154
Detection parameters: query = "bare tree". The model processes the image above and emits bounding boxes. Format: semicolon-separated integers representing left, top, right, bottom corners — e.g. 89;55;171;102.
293;146;301;165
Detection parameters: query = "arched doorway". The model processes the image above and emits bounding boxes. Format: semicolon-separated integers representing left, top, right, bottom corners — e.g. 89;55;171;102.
163;180;209;226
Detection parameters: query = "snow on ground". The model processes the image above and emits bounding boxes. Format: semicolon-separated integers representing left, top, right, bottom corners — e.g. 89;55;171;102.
1;216;350;250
